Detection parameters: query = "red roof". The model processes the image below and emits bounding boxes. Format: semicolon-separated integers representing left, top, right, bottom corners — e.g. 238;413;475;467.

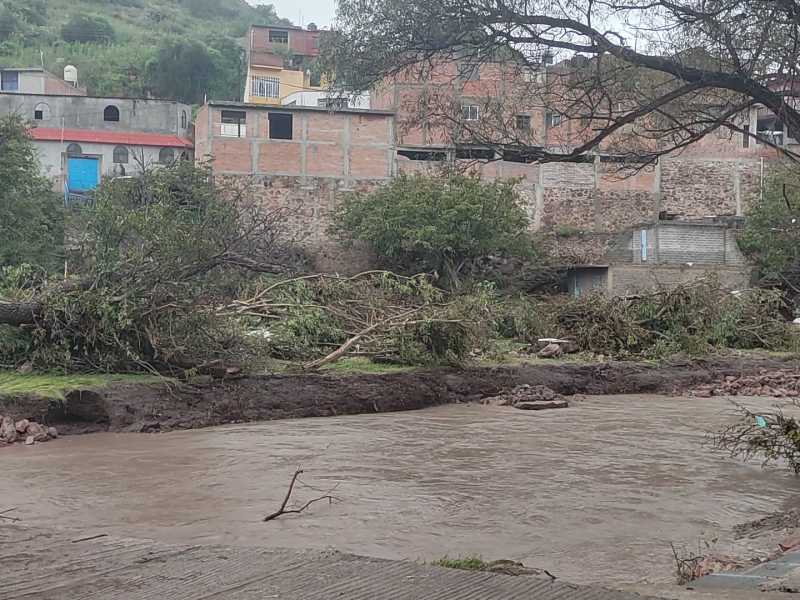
30;128;193;148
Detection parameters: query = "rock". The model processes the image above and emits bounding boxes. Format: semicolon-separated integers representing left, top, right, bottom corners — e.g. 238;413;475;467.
694;389;712;398
780;535;800;553
26;422;49;442
572;394;587;402
14;419;29;433
541;387;555;401
47;427;58;439
481;395;513;406
0;416;19;444
515;400;570;410
24;435;35;445
537;343;563;359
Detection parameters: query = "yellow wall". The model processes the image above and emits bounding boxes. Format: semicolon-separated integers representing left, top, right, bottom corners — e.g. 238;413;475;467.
246;66;317;105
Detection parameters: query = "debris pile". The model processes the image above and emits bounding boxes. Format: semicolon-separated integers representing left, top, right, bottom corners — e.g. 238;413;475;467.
0;415;57;447
689;369;800;398
481;385;579;410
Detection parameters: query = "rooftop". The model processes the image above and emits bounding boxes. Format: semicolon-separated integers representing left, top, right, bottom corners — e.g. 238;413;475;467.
208;100;393;116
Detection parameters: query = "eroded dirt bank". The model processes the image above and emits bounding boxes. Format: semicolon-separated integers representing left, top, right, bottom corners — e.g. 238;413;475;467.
1;355;797;435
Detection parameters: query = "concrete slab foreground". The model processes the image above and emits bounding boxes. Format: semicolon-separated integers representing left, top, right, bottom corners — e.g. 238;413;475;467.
2;525;667;600
692;550;800;592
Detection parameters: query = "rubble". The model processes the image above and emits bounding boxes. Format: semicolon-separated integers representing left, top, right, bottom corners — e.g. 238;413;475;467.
0;414;57;447
689;369;800;398
481;385;575;411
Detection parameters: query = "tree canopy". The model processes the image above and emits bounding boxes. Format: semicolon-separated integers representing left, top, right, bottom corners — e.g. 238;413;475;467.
0;114;63;271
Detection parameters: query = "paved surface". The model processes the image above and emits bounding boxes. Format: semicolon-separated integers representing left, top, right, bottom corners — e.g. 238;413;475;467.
1;525;668;600
692;550;800;593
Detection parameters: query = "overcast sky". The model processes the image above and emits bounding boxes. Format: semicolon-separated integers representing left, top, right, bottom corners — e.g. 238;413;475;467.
247;0;336;27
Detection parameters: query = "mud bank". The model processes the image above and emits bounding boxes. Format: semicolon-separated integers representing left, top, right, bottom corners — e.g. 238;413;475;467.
0;355;797;435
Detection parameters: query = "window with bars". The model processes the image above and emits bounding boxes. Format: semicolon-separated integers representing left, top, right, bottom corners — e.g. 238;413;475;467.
460;104;479;121
547;111;562;127
251;75;280;99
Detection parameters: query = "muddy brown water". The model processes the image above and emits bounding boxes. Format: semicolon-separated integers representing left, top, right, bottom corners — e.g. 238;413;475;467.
3;395;799;586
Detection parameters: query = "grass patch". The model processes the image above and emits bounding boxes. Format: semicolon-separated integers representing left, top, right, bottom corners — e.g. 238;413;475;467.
427;555;489;571
0;372;160;401
318;357;416;374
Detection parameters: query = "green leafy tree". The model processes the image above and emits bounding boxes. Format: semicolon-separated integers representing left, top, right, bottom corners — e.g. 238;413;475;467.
738;166;800;290
329;172;537;284
60;14;115;43
0;114;63;270
253;3;293;26
145;37;218;104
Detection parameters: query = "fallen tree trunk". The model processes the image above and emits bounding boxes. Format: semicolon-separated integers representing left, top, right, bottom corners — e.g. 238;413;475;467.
0;279;94;326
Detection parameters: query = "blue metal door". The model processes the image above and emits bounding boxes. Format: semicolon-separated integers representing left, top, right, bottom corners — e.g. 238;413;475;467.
67;157;99;191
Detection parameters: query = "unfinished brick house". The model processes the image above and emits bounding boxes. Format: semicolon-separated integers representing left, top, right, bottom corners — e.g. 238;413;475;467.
194;100;394;269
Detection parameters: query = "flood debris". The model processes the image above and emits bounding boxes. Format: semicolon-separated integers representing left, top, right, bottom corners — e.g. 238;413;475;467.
263;468;340;522
481;385;576;410
0;414;57;447
689;368;800;398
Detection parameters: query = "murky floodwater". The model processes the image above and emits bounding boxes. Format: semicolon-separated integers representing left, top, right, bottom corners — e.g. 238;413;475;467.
2;395;799;585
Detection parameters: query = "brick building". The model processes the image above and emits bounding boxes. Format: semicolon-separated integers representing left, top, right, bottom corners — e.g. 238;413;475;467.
243;23;326;105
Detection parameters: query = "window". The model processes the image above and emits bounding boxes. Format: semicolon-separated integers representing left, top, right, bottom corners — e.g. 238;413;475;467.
181;110;187;129
1;71;18;91
743;124;750;148
103;105;120;122
460;104;479;121
159;148;175;164
312;36;320;49
515;114;531;131
268;113;293;140
547;111;562;127
251;75;280;99
268;29;289;44
220;109;246;137
66;143;82;155
113;146;129;164
456;60;480;81
34;102;51;121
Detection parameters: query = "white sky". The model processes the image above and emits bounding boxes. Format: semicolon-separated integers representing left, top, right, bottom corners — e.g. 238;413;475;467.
246;0;336;27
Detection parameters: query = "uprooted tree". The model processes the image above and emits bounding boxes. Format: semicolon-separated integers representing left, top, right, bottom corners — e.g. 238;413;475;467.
322;0;800;165
0;160;298;373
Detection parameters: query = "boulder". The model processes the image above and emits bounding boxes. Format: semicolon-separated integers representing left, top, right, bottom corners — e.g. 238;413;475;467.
47;427;59;439
14;419;29;433
24;435;35;445
0;416;19;444
26;422;49;442
572;394;587;402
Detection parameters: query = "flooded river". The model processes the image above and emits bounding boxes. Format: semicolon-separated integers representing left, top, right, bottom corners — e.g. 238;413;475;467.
3;395;799;585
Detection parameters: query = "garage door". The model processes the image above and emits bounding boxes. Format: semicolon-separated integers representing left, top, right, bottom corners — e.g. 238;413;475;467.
67;157;99;191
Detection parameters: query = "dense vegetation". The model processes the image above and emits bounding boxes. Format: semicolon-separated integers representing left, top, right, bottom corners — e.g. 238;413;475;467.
0;0;292;103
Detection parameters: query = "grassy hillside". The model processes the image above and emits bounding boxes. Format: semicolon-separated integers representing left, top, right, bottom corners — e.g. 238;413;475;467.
0;0;292;101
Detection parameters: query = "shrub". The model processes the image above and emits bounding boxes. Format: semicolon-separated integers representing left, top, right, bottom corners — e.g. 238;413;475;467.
60;14;116;44
329;172;538;287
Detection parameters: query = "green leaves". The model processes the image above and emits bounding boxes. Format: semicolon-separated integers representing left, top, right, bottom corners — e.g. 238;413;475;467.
329;172;538;286
0;114;64;271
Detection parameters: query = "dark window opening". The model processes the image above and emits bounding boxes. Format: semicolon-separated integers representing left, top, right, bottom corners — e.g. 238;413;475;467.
181;110;187;129
159;147;175;164
757;115;783;145
312;36;320;49
397;149;447;161
1;71;18;91
66;143;82;155
268;29;289;44
221;110;246;124
743;124;750;148
580;114;591;126
502;146;542;163
113;146;129;164
268;113;293;140
34;102;50;120
455;147;495;160
181;150;189;161
103;105;120;122
515;114;531;131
